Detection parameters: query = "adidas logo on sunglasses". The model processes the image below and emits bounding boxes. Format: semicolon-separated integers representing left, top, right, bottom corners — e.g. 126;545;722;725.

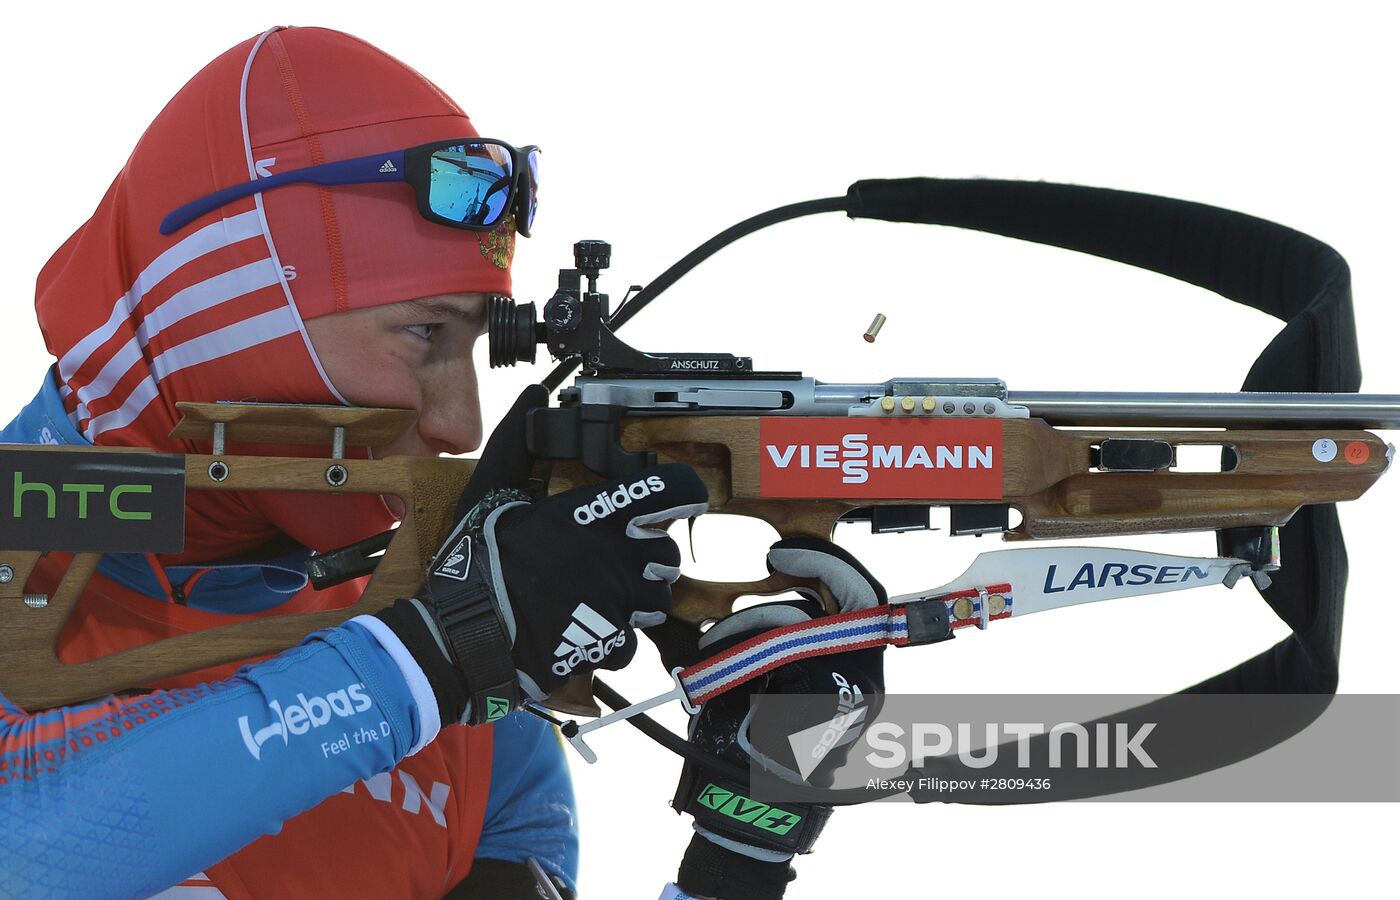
552;604;626;677
572;475;667;525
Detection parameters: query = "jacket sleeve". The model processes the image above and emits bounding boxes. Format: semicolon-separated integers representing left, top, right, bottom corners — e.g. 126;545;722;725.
474;713;580;892
0;620;432;899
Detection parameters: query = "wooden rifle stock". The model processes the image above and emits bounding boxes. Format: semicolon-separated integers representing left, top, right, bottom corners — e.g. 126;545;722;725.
0;402;1389;711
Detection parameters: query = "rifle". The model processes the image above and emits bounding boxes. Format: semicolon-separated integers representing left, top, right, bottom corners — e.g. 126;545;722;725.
1;179;1395;795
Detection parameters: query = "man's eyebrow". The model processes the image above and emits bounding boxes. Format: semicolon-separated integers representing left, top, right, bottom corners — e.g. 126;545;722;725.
398;298;489;322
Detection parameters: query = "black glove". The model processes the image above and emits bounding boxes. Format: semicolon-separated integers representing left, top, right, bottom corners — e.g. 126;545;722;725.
655;539;887;900
376;386;708;725
485;459;707;698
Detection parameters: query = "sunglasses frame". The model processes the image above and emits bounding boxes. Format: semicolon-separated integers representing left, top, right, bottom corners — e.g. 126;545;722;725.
403;139;539;237
159;137;539;238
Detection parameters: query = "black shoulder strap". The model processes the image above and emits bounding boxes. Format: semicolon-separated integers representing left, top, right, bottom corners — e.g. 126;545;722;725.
847;178;1357;799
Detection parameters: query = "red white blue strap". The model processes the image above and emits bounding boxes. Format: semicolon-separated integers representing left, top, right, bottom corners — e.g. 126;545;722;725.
679;584;1011;705
680;606;905;704
564;549;1260;765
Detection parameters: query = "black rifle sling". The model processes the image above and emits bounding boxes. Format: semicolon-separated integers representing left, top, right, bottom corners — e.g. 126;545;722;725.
845;179;1356;800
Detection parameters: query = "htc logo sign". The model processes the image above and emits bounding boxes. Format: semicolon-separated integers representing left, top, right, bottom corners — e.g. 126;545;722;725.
0;448;186;553
11;472;153;520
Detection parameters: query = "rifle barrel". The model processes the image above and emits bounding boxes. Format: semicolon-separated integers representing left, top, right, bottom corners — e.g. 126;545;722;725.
1008;391;1400;428
577;377;1400;428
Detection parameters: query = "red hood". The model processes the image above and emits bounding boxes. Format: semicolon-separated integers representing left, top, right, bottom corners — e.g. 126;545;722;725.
35;26;511;561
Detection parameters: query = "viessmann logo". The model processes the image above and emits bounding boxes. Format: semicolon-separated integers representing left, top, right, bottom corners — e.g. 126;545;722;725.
758;418;1005;499
238;683;374;760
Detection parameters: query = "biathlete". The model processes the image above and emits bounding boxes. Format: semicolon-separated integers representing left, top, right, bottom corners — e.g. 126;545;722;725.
0;26;883;900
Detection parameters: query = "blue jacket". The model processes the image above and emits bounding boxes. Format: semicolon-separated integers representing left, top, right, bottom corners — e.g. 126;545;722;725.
0;369;578;897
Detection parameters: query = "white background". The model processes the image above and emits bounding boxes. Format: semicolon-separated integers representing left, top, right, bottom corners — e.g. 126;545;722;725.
3;2;1396;897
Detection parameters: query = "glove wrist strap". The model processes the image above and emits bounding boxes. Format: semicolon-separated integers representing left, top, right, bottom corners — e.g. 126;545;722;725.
426;533;519;725
676;833;794;900
675;766;830;856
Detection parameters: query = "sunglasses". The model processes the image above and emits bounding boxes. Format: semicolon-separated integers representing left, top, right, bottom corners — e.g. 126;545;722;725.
160;138;540;237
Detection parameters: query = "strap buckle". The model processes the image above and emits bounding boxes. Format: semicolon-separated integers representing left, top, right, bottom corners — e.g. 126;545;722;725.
901;595;954;646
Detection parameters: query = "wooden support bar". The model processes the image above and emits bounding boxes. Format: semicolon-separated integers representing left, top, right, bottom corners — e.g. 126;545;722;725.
171;402;417;449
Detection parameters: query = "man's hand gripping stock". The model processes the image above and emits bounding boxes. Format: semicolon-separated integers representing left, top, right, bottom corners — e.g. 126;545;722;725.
373;385;709;727
650;540;888;900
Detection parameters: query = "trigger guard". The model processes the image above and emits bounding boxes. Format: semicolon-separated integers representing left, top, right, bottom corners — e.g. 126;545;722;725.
670;572;837;627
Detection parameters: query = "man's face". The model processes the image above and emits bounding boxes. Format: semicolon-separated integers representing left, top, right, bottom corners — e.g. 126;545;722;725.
305;292;489;460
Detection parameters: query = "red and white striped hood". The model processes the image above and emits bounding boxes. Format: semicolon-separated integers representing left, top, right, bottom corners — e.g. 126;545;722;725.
35;27;511;562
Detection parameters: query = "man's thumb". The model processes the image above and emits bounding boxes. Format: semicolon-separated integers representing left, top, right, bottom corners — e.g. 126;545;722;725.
455;383;547;517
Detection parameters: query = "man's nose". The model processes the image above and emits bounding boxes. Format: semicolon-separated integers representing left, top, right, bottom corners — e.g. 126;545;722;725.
416;370;483;455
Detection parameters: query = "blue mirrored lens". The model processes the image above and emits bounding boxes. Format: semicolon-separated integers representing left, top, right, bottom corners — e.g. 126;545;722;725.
428;143;514;226
525;149;540;232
